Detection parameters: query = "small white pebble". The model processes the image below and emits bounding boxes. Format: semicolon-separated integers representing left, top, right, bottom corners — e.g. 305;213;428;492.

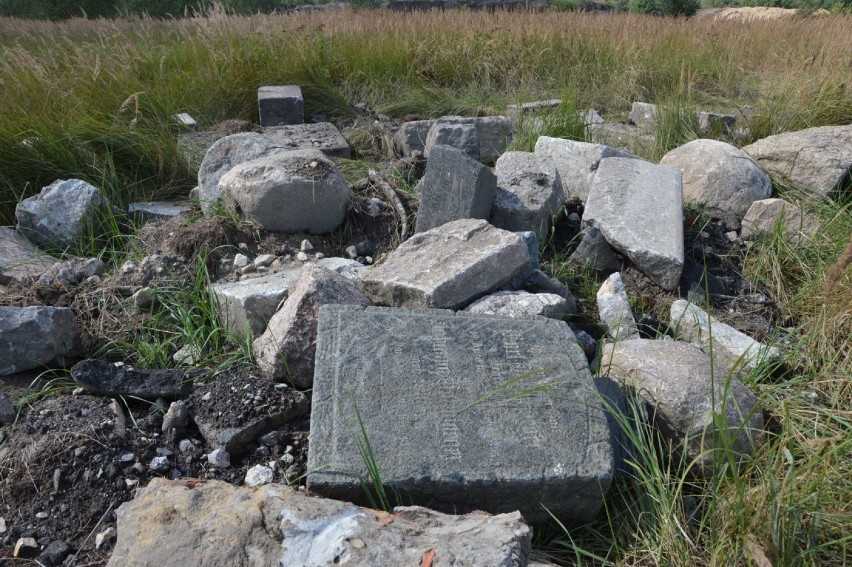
296;251;309;262
233;254;249;268
300;239;314;251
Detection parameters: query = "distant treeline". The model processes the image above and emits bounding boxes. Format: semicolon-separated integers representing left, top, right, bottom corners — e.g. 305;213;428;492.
0;0;848;19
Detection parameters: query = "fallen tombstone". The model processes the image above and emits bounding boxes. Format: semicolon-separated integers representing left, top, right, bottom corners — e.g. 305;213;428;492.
601;338;763;475
218;149;352;234
534;136;637;204
0;306;82;376
253;264;372;387
742;124;852;197
15;179;109;252
360;218;531;309
257;85;304;127
70;359;192;400
491;151;565;240
670;299;781;371
108;478;532;567
308;304;613;524
660;139;772;218
0;226;57;284
414;144;497;233
584;157;684;290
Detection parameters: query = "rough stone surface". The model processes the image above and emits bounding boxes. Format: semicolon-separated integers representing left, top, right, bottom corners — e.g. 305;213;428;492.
360;219;531;310
534;137;637;204
254;264;372;386
15;179;108;252
197;133;279;215
505;99;561;124
219;149;352;234
660;139;772;218
740;198;820;243
309;305;613;524
584;158;684;290
70;360;192;400
587;123;656;155
394;119;434;157
742;125;852;196
0;392;16;425
424;118;479;160
670;300;781;371
258;85;304;127
698;111;737;135
211;266;304;339
38;539;71;565
262;123;351;159
629;102;658;130
596;272;640;341
128;201;194;223
464;290;570;320
601;339;763;474
109;478;532;567
491;151;565;240
36;257;105;286
424;116;513;163
0;226;57;284
521;270;578;314
567;226;621;273
0;306;82;375
415;144;497;233
244;464;275;487
316;257;368;280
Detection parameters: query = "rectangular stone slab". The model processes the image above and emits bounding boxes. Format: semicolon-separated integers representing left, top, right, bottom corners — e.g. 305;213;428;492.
258;85;304;127
307;305;613;524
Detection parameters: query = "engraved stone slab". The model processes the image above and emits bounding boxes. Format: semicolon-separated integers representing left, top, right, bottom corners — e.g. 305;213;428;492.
308;305;614;524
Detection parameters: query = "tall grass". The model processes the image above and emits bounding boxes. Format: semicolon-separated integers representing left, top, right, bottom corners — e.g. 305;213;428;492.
1;9;851;222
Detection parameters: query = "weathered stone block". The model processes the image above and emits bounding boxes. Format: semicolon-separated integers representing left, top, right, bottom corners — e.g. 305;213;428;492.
740;198;820;243
465;290;570;320
629;101;658;130
0;306;81;375
567;226;621;273
415;144;497;233
534;137;636;204
491;151;565;240
258;85;304;127
424;116;513;163
0;227;57;284
308;305;613;524
109;478;532;567
128;201;194;223
360;219;530;310
584;158;684;290
219;149;352;234
211;267;304;339
394;119;433;157
596;272;639;341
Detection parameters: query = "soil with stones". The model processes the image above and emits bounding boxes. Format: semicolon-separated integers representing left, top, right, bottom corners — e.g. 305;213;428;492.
0;119;794;565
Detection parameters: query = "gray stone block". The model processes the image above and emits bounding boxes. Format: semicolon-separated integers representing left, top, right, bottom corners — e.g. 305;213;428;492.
263;122;351;159
534;137;637;205
128;201;194;223
173;113;197;129
360;219;530;310
602;339;763;475
521;270;578;314
258;85;304;127
218;149;352;235
424;118;479;161
16;179;108;252
505;99;561;124
308;305;613;524
698;111;736;135
740;198;820;243
425;116;513;163
629;102;658;130
0;306;82;375
584;158;684;290
465;290;570;319
567;226;621;273
211;267;304;339
394;119;434;157
414;144;497;233
0;227;57;284
596;272;639;341
491;151;565;240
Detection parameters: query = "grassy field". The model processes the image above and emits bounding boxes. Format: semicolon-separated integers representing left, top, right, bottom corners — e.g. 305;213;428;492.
1;7;850;566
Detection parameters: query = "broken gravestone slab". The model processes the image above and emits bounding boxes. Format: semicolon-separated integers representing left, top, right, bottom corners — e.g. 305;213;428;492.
584;158;684;290
491;151;565;240
210;266;304;339
360;219;530;310
308;305;613;524
0;306;82;376
70;360;192;400
414;144;497;233
0;226;57;284
108;478;532;567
